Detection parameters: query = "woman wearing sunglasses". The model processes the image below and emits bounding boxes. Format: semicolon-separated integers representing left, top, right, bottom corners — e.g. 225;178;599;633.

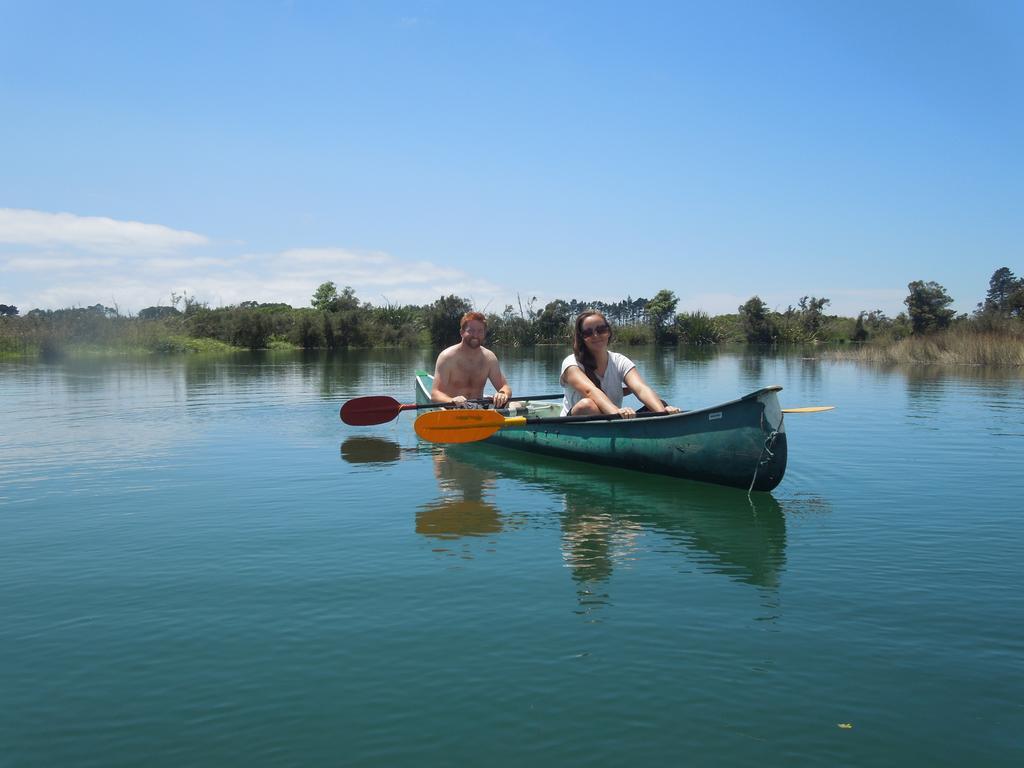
560;311;681;418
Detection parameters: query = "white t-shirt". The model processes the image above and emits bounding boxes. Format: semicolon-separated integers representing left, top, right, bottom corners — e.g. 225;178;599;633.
559;351;636;416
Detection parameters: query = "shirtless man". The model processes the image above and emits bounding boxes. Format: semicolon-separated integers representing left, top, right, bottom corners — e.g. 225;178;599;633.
431;311;512;408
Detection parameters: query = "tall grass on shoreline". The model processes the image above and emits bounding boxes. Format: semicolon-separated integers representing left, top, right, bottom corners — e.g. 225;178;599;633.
829;328;1024;366
0;314;237;358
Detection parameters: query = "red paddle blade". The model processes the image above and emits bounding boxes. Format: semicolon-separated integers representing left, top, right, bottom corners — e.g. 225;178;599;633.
340;396;403;426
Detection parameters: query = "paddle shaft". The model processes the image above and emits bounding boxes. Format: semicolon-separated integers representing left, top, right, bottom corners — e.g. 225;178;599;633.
400;392;564;411
340;392;564;426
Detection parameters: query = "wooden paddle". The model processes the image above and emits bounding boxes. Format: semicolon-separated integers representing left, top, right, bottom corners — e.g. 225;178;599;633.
340;392;564;426
414;405;835;444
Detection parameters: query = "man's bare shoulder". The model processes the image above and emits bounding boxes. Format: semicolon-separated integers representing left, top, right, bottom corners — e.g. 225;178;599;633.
435;344;462;364
480;346;499;363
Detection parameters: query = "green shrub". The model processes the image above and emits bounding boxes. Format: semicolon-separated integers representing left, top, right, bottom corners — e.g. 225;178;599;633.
614;324;652;345
424;295;472;348
674;311;724;345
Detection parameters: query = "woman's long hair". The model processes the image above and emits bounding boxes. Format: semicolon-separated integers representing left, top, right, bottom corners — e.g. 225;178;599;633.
572;311;612;389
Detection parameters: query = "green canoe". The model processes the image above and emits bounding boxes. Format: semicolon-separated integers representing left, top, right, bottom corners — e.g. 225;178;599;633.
414;371;788;491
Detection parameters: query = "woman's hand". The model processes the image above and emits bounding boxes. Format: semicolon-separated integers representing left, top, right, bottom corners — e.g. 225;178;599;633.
664;405;681;414
616;407;637;419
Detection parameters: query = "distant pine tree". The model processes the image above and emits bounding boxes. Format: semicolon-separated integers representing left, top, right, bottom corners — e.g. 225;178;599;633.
982;267;1023;315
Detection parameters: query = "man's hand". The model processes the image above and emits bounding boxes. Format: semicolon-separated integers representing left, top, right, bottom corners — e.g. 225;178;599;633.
492;391;509;408
451;395;468;404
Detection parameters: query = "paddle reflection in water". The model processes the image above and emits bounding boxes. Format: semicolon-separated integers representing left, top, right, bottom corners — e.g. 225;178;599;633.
415;450;514;555
339;435;404;465
442;445;788;609
340;435;507;545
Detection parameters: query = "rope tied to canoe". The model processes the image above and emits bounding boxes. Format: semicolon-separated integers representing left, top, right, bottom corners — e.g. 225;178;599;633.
748;428;780;497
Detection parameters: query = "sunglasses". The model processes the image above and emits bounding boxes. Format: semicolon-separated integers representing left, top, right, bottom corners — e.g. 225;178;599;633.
580;323;610;339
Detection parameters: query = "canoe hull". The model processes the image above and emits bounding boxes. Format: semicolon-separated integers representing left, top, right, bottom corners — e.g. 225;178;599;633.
414;372;787;491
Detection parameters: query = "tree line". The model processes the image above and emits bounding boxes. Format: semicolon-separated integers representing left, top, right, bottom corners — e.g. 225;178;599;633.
2;267;1022;356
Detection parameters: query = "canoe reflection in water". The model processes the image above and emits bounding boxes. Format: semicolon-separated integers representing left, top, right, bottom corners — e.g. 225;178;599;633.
340;436;788;599
445;445;787;593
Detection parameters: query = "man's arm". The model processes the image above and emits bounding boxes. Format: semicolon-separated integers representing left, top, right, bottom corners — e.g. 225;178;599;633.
488;353;511;408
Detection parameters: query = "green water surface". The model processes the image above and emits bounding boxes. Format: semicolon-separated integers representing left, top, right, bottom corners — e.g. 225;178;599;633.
2;348;1022;766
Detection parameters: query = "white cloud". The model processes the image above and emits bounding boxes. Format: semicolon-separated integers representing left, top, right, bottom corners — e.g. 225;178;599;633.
6;252;501;313
278;247;391;266
1;253;121;271
0;208;208;253
0;208;511;313
19;277;167;314
142;256;235;272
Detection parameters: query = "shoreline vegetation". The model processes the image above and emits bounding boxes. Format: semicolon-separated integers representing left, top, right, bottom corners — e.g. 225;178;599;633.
3;270;1023;366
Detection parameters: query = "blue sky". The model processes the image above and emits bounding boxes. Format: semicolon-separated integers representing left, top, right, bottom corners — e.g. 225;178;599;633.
1;0;1021;317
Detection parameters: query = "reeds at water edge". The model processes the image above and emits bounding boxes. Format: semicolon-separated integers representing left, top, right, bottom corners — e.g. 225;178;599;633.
829;328;1024;366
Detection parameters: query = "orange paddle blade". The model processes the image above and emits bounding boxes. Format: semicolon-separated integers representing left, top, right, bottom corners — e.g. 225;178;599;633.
414;409;525;444
782;406;835;414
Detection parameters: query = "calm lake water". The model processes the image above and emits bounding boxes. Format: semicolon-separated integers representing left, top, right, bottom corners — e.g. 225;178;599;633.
2;347;1022;767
